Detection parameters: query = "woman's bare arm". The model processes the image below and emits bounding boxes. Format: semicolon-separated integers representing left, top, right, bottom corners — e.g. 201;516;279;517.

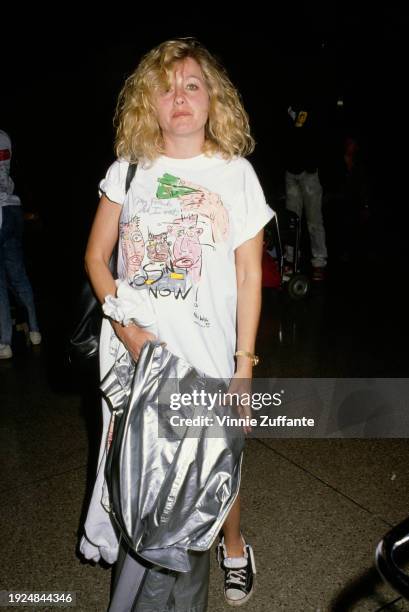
234;229;264;377
85;194;155;360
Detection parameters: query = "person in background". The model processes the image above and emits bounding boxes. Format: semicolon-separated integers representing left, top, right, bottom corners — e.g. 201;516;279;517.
0;129;41;359
283;98;328;281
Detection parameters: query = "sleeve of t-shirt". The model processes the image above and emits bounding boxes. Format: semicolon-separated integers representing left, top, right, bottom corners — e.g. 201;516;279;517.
98;159;129;205
233;159;275;250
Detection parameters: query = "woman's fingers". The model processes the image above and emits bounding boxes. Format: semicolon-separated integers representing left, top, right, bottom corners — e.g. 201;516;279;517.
118;326;157;360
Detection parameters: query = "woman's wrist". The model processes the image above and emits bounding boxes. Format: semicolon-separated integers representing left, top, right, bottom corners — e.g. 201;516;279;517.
110;318;140;337
110;319;123;338
234;348;259;378
235;368;253;379
235;359;254;377
234;350;259;366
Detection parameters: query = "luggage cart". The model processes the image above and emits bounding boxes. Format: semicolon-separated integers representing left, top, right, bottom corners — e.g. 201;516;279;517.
263;210;310;300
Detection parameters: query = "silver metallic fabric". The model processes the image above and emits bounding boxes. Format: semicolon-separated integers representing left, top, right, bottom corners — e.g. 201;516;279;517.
101;341;244;574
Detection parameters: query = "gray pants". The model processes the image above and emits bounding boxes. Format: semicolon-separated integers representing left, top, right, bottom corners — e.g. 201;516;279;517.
108;540;210;612
285;170;327;267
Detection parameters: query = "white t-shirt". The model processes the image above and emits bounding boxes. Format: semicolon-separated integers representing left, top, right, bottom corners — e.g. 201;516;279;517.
99;154;274;378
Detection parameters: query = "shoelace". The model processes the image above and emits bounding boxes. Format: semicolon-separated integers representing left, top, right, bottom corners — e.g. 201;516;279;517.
226;567;247;587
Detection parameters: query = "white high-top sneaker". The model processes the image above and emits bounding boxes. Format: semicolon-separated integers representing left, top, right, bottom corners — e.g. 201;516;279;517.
29;331;42;345
217;535;256;607
0;344;13;359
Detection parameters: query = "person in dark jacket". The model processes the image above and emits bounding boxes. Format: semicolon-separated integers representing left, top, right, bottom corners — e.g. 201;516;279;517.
283;100;328;281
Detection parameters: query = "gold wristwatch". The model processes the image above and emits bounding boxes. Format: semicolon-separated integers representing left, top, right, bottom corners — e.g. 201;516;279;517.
234;350;259;366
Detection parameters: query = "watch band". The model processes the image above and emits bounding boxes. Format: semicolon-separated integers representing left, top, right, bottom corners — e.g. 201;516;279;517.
234;350;259;366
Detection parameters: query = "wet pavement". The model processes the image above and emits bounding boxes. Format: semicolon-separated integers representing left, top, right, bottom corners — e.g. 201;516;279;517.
1;218;409;611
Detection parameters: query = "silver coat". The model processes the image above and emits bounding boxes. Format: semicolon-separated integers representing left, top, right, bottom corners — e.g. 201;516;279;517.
101;341;244;574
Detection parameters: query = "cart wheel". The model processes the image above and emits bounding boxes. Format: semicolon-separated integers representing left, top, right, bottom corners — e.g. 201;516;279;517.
287;274;310;300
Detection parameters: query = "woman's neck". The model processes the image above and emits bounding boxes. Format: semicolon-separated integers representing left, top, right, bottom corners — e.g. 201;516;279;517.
163;134;205;159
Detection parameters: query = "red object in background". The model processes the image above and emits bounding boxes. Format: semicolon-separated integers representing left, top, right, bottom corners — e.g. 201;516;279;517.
0;148;11;161
344;136;359;172
262;249;281;288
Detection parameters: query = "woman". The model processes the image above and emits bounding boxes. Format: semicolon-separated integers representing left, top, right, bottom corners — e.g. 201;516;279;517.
81;38;274;610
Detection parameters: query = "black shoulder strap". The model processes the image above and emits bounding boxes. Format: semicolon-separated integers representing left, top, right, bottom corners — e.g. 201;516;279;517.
109;163;137;276
125;163;137;194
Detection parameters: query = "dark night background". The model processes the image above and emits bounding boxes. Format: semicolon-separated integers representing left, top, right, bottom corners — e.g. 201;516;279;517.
3;11;409;608
1;7;407;354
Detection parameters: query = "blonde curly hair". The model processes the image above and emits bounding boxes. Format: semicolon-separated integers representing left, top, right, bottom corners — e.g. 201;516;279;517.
114;38;255;162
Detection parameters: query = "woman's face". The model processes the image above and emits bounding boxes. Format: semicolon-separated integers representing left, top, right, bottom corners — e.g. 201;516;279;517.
154;57;210;146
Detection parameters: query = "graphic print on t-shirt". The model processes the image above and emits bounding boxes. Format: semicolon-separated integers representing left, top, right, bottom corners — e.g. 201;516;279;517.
167;214;203;285
118;173;229;312
120;216;145;280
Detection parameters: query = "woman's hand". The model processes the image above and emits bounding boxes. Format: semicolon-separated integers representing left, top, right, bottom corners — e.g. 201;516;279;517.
111;320;157;361
226;368;254;434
